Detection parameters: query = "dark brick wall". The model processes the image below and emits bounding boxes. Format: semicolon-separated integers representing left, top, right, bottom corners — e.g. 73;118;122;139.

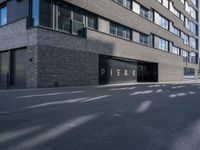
37;45;99;87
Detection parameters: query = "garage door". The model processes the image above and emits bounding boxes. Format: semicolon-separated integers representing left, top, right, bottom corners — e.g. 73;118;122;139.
0;52;9;89
10;49;27;88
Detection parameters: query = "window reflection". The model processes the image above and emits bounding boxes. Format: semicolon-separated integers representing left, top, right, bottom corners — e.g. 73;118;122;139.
39;0;53;28
0;5;7;26
57;3;71;32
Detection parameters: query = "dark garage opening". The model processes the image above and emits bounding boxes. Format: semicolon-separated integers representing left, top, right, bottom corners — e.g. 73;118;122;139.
137;62;158;82
0;48;26;89
99;56;137;84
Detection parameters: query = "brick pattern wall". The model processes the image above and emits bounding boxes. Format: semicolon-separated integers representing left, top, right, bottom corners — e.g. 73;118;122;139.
37;45;99;87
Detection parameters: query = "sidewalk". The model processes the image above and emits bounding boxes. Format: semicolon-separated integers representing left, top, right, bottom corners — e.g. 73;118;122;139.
1;79;200;92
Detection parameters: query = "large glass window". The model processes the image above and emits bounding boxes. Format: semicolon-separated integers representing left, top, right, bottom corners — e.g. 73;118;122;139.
190;37;197;49
132;1;140;14
185;1;197;20
154;36;169;51
190;52;197;64
181;49;189;62
184;67;195;79
32;0;39;26
115;0;132;9
140;6;149;19
72;9;85;35
190;21;196;34
160;17;169;29
191;0;197;6
154;12;169;30
170;45;180;55
170;23;180;36
40;0;53;28
87;13;97;29
33;0;98;36
57;3;71;32
140;33;150;46
110;23;131;40
0;5;7;26
163;0;169;8
181;32;189;45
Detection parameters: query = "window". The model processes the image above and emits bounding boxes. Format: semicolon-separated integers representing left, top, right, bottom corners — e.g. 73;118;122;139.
170;23;180;36
140;6;149;19
114;0;132;9
190;21;197;34
154;36;169;51
72;9;85;35
190;52;197;64
57;3;71;32
180;0;184;4
184;17;190;29
181;32;189;45
181;49;189;62
180;14;184;21
140;33;149;45
169;2;180;18
37;1;98;36
163;0;169;8
0;5;7;26
32;0;39;26
39;0;53;28
170;45;180;55
184;67;195;79
110;23;132;40
132;1;140;14
132;1;152;20
160;17;169;29
191;0;197;6
190;37;197;49
185;18;197;34
160;38;168;51
154;12;169;30
87;13;98;29
110;23;117;35
185;1;197;20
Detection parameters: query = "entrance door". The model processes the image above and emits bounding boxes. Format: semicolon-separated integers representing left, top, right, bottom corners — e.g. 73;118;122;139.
0;52;9;89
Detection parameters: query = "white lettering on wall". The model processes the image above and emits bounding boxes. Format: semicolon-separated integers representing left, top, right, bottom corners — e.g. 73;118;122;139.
117;69;121;76
101;68;105;76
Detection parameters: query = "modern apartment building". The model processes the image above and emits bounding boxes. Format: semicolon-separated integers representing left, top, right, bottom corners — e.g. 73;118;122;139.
0;0;199;89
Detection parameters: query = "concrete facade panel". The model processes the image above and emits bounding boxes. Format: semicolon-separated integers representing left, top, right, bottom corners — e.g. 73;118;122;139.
64;0;195;51
86;29;184;81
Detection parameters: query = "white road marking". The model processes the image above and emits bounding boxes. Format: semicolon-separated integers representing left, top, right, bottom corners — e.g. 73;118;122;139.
135;101;152;114
81;95;111;102
15;91;85;99
24;97;89;109
6;114;99;150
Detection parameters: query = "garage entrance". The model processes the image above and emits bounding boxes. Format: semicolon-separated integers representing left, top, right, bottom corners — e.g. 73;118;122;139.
137;62;158;82
99;56;137;84
0;48;27;89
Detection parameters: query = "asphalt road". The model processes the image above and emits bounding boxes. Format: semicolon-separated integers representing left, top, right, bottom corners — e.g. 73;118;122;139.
1;83;200;150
